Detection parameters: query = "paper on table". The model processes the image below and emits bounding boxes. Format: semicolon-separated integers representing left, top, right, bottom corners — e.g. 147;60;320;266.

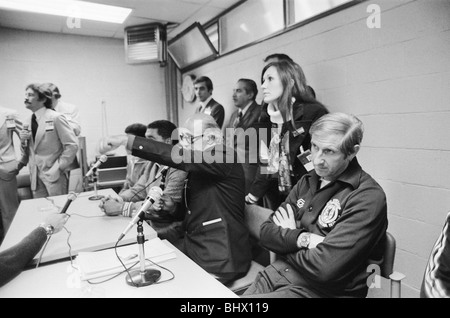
76;237;176;281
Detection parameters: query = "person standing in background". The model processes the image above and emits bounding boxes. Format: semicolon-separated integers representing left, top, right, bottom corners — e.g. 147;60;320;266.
0;107;24;242
224;78;262;193
194;76;225;129
19;83;78;198
42;83;81;137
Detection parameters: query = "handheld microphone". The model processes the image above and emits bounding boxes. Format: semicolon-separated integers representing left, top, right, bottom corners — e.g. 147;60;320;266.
117;187;163;242
23;123;30;146
60;192;78;214
85;155;108;178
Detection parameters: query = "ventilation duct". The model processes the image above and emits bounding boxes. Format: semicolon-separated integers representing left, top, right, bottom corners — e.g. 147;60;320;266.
124;23;167;66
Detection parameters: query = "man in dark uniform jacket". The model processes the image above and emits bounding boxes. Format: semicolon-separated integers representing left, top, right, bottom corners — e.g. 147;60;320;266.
243;113;388;298
194;76;225;129
99;113;252;285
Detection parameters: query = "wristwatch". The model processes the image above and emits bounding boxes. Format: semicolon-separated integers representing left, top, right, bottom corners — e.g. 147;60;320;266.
39;223;55;236
299;232;311;249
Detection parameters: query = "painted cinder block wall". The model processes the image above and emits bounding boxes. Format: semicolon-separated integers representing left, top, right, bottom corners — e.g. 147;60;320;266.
179;0;450;297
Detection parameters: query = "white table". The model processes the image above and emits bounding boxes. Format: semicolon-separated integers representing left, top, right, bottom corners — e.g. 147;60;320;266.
0;189;156;265
0;240;238;298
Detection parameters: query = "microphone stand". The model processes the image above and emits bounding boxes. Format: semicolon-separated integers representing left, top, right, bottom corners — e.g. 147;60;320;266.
88;167;104;201
126;220;161;287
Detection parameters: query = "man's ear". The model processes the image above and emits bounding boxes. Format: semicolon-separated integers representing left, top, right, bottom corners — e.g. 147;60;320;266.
349;144;360;160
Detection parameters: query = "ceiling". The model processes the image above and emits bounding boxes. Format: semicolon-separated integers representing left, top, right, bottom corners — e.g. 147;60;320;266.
0;0;242;40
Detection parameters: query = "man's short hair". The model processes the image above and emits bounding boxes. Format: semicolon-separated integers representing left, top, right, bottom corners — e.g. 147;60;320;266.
310;113;364;157
26;83;53;109
238;78;258;100
194;76;213;91
125;123;147;138
147;120;177;145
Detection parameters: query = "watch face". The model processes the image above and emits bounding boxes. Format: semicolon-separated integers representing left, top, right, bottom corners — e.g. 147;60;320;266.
182;74;196;103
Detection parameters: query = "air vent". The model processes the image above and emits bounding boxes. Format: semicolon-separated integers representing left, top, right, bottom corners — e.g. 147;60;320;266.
124;23;167;66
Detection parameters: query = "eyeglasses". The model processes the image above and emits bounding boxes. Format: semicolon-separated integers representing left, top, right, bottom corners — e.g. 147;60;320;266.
179;133;204;144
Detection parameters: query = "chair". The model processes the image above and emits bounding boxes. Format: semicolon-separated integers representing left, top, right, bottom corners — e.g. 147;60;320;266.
16;173;32;201
227;204;273;294
367;231;406;298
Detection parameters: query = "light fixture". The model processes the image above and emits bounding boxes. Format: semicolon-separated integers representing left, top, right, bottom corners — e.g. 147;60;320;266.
0;0;132;24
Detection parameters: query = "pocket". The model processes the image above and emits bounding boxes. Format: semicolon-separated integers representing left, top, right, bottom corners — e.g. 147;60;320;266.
187;221;229;264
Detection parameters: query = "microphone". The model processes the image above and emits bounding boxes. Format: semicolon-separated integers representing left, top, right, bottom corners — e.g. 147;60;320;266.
85;155;108;178
117;187;163;242
60;192;78;214
23;123;30;146
158;166;169;191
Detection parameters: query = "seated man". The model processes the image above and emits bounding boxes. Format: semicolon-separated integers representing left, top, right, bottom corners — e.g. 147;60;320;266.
99;113;252;285
122;123;148;191
242;113;388;298
100;120;187;236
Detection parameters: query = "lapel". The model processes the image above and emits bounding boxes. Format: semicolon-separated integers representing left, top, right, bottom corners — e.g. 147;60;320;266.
240;102;260;129
34;108;51;149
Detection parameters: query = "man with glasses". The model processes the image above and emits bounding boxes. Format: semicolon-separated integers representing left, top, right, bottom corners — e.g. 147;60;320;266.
98;113;252;286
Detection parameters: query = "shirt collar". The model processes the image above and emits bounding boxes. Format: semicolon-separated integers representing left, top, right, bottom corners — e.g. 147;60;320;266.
307;157;362;190
240;101;253;117
200;96;213;108
34;107;47;121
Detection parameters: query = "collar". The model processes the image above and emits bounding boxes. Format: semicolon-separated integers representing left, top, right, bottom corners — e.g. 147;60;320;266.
239;101;253;117
307;158;363;190
200;96;213;108
267;104;284;125
33;107;47;121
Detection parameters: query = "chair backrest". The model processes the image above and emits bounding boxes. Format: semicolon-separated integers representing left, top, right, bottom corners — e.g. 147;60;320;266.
380;232;396;278
244;204;273;240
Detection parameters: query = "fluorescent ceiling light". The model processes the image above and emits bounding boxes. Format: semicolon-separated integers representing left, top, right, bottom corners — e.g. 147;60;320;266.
0;0;132;24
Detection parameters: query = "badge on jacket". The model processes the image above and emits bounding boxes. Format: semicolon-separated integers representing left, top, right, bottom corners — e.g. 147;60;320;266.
45;120;55;132
6;116;16;129
318;199;341;228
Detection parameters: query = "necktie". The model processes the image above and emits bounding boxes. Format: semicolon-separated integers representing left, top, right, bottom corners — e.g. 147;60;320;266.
233;111;243;129
31;113;38;141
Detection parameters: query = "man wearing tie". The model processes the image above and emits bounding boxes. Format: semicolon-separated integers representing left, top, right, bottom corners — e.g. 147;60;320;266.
0;107;25;241
19;84;78;198
194;76;225;129
224;79;262;193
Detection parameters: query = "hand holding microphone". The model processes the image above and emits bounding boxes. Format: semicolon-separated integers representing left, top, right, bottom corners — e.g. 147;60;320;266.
21;124;31;146
117;187;163;242
60;192;78;214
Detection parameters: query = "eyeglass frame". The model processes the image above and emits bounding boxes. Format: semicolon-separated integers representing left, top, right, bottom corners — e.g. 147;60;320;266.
179;132;204;144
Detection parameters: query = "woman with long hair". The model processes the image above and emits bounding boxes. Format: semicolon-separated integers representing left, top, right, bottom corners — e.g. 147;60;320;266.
246;60;329;209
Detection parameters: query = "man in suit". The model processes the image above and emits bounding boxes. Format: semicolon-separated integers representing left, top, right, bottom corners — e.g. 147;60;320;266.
225;78;261;193
19;83;78;198
0;107;24;241
98;113;252;285
194;76;225;129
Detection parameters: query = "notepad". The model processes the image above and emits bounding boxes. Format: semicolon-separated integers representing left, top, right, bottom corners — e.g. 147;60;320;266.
76;238;177;281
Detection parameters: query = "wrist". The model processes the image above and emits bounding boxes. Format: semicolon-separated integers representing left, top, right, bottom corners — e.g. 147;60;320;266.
297;232;311;249
39;223;55;236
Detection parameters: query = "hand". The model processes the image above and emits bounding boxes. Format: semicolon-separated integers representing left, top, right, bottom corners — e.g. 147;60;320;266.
245;193;259;205
42;213;70;234
273;204;296;230
158;194;177;214
98;135;129;154
19;130;31;142
99;197;124;216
